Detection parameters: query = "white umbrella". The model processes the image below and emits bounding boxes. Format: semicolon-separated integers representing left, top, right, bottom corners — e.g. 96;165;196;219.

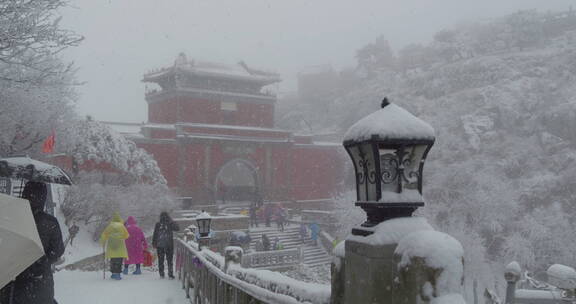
0;193;44;289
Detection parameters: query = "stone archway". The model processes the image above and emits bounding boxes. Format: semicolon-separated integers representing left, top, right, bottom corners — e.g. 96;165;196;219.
214;159;259;205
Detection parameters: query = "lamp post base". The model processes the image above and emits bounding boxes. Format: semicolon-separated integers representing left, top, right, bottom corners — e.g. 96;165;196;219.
352;202;424;236
198;237;211;250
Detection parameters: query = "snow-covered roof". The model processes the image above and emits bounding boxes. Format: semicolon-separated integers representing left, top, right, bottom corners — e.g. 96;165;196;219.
100;121;143;135
175;122;289;133
195;211;211;220
343;102;435;144
143;54;281;86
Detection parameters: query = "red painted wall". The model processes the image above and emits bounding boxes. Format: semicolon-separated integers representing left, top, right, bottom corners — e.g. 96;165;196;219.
150;95;275;128
137;142;179;187
148;98;178;124
289;146;345;200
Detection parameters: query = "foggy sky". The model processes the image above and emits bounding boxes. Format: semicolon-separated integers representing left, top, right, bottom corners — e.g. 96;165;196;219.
61;0;574;123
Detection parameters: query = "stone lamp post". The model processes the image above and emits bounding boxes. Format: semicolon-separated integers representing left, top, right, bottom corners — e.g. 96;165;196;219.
332;99;465;304
343;98;435;236
195;210;212;250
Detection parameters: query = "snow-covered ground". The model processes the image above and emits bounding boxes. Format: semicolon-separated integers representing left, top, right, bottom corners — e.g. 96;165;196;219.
54;270;188;304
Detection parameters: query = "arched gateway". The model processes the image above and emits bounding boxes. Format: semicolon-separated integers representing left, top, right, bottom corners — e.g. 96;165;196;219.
214;159;259;205
103;53;345;208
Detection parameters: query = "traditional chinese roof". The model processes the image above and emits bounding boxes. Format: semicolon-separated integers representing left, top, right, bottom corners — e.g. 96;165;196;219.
142;53;281;86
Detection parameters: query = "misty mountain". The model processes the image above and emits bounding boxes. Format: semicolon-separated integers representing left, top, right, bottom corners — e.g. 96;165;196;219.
283;9;576;286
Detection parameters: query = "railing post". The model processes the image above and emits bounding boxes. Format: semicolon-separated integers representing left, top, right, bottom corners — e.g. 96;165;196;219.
224;246;243;272
504;261;521;304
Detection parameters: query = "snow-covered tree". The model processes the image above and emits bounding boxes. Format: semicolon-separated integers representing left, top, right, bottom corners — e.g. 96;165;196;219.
59;117;166;185
0;0;82;83
61;175;176;240
0;57;76;157
0;0;80;156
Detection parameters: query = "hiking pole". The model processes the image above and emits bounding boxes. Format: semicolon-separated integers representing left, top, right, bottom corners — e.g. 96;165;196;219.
102;245;106;280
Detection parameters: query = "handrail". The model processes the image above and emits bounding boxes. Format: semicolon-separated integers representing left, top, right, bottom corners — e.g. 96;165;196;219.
176;238;330;304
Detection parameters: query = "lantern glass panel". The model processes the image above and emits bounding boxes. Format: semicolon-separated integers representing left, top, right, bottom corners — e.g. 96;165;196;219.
362;143;378;201
197;219;211;235
378;148;398;193
349;145;366;201
402;145;427;191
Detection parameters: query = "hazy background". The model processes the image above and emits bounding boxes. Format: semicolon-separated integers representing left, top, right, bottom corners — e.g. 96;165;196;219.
61;0;574;123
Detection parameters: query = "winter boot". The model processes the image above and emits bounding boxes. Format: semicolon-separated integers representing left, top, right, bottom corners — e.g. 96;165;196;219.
159;271;165;278
133;264;142;275
111;273;122;280
123;265;129;275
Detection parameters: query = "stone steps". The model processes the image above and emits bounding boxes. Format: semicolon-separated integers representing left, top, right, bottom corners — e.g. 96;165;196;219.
248;225;332;267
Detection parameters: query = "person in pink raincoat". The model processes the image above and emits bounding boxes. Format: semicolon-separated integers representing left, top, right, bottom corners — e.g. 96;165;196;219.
123;216;148;275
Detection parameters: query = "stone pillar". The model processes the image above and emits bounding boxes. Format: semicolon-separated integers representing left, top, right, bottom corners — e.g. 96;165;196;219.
504;261;521;304
344;241;398;303
394;230;465;304
334;217;466;304
224;246;243;272
331;243;346;304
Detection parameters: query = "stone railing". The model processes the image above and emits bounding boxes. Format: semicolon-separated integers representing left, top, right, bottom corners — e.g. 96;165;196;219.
175;238;330;304
502;261;575;304
240;247;303;270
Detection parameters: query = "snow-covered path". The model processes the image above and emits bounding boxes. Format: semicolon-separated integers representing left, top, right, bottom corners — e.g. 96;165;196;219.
54;270;188;304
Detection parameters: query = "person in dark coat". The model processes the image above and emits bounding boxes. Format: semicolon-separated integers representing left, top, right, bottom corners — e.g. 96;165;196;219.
0;181;64;304
152;212;179;279
261;234;271;251
249;203;258;228
275;206;286;232
264;204;272;227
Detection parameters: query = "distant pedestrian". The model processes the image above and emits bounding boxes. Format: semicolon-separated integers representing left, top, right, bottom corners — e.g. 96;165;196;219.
262;234;271;251
123;216;148;275
152;212;179;279
249;203;259;227
309;222;320;246
264;204;272;227
273;236;284;250
299;223;308;244
100;212;129;280
255;239;264;251
68;223;79;246
275;207;286;232
0;181;64;304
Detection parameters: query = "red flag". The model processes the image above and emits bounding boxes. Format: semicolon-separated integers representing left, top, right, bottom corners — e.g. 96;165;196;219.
42;131;55;153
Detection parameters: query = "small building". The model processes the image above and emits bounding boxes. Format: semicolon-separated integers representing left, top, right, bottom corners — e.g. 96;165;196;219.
115;54;344;208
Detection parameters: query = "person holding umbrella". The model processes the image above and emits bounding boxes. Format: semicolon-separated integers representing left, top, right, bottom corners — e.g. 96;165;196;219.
99;212;129;280
0;181;64;304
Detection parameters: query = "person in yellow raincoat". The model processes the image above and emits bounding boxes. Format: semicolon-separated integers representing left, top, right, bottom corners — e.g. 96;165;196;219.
99;212;129;280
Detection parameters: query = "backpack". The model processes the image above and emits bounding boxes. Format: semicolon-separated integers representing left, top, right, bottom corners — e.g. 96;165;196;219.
156;222;172;248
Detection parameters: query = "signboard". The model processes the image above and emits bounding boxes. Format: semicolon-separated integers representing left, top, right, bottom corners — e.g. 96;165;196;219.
223;145;255;156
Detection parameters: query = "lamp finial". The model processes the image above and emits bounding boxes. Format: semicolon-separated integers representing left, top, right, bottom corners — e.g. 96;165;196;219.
381;97;390;108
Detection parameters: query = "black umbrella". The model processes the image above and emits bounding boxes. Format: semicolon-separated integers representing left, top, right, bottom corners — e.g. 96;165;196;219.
0;156;73;186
